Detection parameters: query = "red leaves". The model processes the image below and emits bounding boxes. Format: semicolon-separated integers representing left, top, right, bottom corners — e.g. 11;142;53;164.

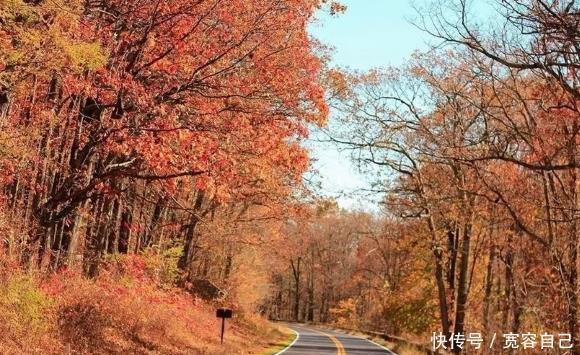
3;0;328;199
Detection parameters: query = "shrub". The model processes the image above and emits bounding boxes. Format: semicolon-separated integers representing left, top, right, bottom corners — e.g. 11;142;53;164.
0;273;61;353
0;259;272;354
142;246;182;286
330;298;359;329
52;267;219;354
102;248;182;286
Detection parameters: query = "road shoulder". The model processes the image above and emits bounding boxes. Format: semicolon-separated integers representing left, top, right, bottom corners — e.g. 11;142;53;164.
259;325;298;355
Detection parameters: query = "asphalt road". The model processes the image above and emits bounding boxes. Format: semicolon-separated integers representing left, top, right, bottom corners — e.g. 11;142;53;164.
277;324;396;355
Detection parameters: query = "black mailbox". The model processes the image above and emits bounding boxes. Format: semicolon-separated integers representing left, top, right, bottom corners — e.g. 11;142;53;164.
216;308;233;344
216;308;232;318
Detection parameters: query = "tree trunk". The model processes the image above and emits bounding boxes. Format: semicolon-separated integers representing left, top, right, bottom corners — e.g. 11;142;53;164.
453;220;473;352
427;214;451;340
290;257;301;322
178;190;205;280
483;240;496;332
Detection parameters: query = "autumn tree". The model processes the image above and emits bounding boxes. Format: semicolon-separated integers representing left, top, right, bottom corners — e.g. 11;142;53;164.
0;0;329;288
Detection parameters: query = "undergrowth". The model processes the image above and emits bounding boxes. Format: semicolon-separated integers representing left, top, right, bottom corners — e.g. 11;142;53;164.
0;253;273;354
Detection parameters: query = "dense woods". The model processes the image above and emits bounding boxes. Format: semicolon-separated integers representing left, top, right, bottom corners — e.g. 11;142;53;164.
0;0;578;354
267;1;580;354
0;0;334;352
0;0;329;277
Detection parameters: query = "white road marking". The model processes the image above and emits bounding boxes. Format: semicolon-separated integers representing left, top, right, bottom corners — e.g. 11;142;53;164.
365;338;398;355
275;324;398;355
273;328;300;355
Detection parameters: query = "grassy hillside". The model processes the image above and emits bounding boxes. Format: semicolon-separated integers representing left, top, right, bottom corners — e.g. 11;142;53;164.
0;255;276;354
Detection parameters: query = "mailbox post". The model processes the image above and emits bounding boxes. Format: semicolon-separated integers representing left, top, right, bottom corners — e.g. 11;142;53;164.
216;308;233;344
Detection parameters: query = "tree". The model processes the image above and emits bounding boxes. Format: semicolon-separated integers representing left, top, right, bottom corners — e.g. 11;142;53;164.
0;0;328;282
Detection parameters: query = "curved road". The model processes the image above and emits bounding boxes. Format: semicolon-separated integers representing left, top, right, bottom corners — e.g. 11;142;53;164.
277;324;396;355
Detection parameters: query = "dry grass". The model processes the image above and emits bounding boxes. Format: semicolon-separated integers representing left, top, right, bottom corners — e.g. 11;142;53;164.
394;344;427;355
258;325;296;355
0;255;276;354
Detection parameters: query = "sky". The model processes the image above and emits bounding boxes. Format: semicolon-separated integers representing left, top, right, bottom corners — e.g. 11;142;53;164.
306;0;430;210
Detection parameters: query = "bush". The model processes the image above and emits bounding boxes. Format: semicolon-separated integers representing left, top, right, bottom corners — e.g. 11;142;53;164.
102;248;182;286
51;270;209;354
0;274;61;353
330;298;359;329
0;258;273;354
143;247;182;286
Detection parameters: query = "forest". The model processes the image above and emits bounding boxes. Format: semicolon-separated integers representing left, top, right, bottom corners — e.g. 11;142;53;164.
0;0;578;354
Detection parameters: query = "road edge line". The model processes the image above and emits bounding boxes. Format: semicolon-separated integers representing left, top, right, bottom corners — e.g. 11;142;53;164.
273;328;299;355
365;338;398;355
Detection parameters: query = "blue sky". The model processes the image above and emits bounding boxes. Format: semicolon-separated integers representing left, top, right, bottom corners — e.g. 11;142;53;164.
310;0;428;70
307;0;429;210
